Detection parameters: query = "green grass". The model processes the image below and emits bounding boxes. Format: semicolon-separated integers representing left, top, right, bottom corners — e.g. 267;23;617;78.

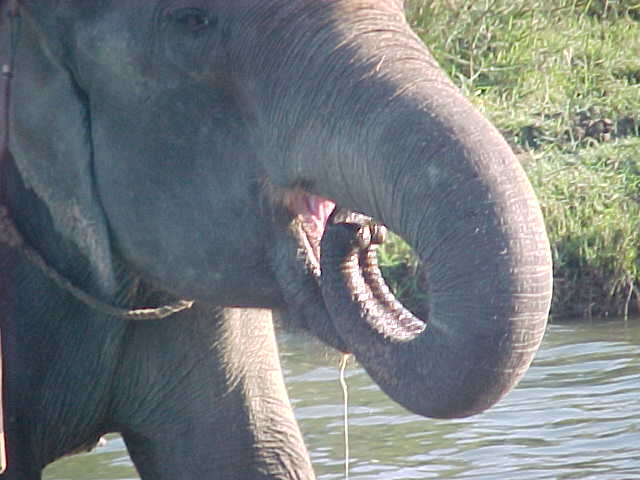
382;0;640;319
527;140;640;317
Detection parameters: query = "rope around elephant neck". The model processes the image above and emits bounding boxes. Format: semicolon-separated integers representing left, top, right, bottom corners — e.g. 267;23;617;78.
0;206;194;320
1;2;20;473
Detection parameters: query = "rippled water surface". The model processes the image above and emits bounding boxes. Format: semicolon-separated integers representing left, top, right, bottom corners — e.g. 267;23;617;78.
44;319;640;479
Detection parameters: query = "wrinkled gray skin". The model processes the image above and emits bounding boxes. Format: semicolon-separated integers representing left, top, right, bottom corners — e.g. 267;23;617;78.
0;0;553;479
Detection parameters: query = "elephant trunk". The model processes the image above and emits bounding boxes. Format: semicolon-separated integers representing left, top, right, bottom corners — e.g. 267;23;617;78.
254;2;553;418
317;82;552;418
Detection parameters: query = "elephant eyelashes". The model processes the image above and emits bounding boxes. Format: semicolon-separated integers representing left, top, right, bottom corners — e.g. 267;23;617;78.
166;7;215;33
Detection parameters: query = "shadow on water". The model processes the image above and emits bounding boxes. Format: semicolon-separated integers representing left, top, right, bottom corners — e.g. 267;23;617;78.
44;318;640;479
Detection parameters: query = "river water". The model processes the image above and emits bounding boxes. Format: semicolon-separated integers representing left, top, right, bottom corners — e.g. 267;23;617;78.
43;318;640;479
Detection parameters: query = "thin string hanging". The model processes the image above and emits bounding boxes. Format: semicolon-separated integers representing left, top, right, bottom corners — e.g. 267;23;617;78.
339;354;350;480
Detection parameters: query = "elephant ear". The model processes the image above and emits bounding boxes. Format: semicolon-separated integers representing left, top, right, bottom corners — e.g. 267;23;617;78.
8;6;116;295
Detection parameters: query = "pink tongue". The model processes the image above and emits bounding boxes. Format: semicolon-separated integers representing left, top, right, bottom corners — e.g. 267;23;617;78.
283;189;336;242
304;194;336;240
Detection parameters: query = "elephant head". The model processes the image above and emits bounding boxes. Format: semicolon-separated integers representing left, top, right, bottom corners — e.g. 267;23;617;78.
1;0;552;478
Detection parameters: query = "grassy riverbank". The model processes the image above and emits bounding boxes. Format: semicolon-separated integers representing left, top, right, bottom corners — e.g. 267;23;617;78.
384;1;640;318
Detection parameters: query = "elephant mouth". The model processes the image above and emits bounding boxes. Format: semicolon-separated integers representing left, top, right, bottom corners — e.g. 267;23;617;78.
281;189;425;352
281;188;337;277
271;186;426;353
282;188;384;274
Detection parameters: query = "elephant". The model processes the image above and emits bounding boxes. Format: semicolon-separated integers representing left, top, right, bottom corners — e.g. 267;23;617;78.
0;0;553;478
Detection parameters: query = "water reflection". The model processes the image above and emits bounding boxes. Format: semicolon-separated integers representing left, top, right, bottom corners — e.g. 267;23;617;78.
44;319;640;479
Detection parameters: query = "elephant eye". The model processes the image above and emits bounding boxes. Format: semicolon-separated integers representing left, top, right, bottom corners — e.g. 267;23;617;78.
167;7;215;33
